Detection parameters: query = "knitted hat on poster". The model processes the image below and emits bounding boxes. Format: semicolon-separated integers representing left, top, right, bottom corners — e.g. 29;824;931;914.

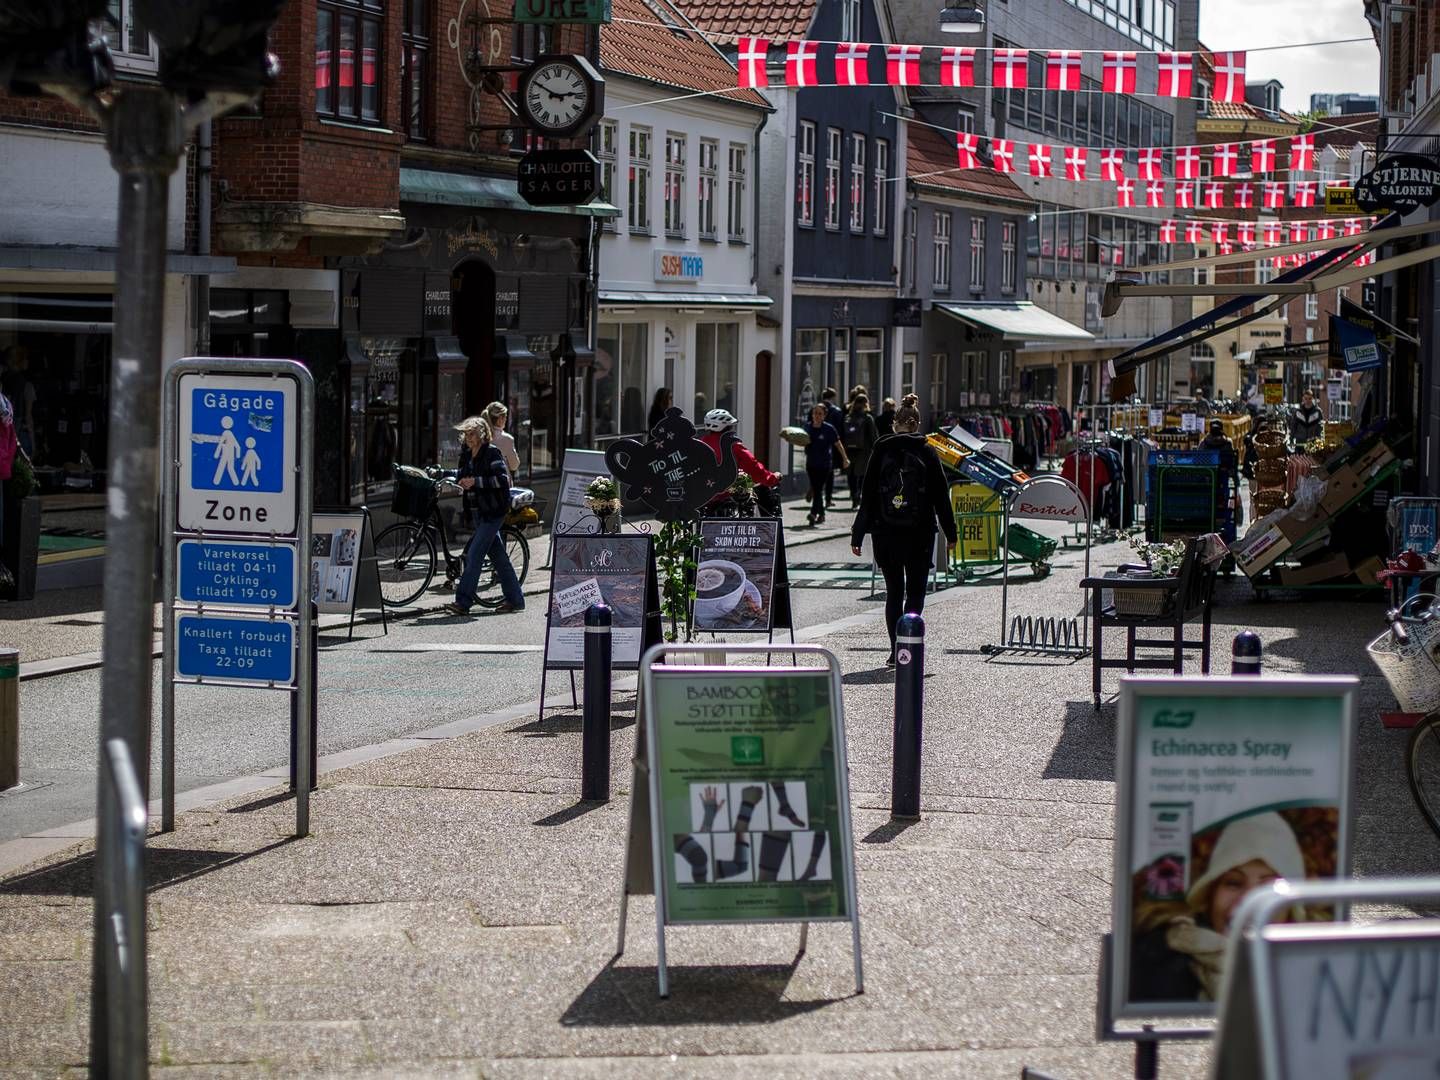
1186;810;1307;911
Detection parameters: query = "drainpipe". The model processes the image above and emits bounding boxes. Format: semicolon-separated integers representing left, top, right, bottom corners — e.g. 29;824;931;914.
194;119;212;355
751;108;768;288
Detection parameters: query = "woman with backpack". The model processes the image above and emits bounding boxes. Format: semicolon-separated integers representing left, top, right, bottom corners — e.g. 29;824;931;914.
850;395;957;666
842;393;878;508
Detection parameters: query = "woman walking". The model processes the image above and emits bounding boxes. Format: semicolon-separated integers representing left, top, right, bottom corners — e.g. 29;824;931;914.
445;416;524;616
842;393;878;508
801;403;848;526
850;396;956;664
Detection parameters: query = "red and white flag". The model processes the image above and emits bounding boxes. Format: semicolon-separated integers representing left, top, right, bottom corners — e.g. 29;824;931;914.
1175;145;1201;180
786;42;818;87
1156;52;1193;98
991;138;1016;173
737;38;769;88
1290;133;1315;172
1290;222;1309;245
1160;219;1177;243
940;46;976;87
1211;222;1229;244
1116;176;1136;207
1251;139;1276;174
1317;221;1336;240
1203;181;1225;208
956;132;980;169
1263;181;1285;208
1293;181;1317;208
835;42;871;85
1027;143;1052;177
1046;50;1082;91
993;48;1029;89
1237;222;1256;245
1263;222;1282;245
1218;240;1234;256
1345;218;1364;235
1233;183;1254;209
1145;179;1166;207
885;44;921;86
1137;147;1164;180
1100;148;1126;182
1212;143;1239;177
1064;146;1088;181
1175;182;1195;209
1184;220;1204;243
1212;51;1247;104
1102;51;1137;94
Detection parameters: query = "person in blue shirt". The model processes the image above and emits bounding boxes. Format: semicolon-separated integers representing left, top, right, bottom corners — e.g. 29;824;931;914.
801;403;848;526
821;387;845;508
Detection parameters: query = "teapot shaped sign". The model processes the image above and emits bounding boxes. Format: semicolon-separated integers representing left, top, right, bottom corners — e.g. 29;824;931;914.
603;408;738;521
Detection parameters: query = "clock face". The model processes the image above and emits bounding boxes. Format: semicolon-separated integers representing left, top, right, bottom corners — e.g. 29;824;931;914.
524;61;590;132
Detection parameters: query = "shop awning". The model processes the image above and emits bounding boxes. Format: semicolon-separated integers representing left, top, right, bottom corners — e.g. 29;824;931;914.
0;245;237;274
423;336;466;364
598;290;773;307
400;169;619;218
934;301;1093;343
493;334;537;363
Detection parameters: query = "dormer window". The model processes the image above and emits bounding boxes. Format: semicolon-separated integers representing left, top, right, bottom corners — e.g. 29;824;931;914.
1196;78;1210;113
1265;83;1281;114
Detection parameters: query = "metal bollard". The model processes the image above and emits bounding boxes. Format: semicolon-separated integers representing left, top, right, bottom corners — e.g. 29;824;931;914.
0;647;16;790
891;613;925;820
290;603;319;793
1231;630;1263;676
582;602;612;802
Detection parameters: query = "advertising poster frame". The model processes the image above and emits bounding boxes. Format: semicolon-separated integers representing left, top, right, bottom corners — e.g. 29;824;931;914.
311;507;388;639
553;447;618;539
693;519;792;637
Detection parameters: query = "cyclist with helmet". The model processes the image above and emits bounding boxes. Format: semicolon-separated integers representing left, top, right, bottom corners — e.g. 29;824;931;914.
699;408;780;500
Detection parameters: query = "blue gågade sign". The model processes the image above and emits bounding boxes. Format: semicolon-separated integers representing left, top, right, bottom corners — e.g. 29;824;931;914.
177;540;297;608
177;615;295;683
189;386;286;494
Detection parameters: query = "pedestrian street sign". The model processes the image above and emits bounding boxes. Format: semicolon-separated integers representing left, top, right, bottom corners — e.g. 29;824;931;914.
176;613;295;684
177;372;298;534
177;539;297;608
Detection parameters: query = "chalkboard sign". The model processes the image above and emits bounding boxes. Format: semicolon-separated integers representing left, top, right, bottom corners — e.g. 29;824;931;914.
604;408;738;521
311;508;387;639
694;519;792;635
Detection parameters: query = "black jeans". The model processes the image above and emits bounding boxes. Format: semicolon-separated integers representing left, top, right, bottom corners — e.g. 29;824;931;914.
873;530;935;655
806;464;830;519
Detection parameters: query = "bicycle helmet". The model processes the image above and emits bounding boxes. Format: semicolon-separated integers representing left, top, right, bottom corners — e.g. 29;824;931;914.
702;408;738;432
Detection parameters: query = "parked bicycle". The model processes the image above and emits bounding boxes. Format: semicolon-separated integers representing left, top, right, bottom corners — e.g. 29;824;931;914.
374;465;535;609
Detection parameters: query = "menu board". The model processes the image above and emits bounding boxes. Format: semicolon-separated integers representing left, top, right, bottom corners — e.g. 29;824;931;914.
694;520;784;634
554;448;615;536
545;533;659;669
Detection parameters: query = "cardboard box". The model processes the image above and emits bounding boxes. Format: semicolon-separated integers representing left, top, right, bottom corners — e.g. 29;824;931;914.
1319;466;1363;517
1279;553;1351;587
1236;523;1292;577
1351;443;1396;481
1278;512;1317;543
1353;556;1385;586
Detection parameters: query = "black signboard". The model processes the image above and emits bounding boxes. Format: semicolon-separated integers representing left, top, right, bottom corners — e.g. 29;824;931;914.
1362;280;1378;314
604;407;738;521
422;273;452;335
1355;153;1440;215
495;275;520;331
518;149;600;207
891;298;923;327
544;533;660;669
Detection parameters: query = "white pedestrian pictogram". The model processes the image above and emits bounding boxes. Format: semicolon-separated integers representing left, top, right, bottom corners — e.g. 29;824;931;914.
241;437;262;487
191;414;254;487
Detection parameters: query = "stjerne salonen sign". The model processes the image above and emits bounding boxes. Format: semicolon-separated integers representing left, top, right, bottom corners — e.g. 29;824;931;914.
1355;153;1440;214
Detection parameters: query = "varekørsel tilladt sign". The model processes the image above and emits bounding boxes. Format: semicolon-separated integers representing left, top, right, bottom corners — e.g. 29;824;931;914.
1355;153;1440;215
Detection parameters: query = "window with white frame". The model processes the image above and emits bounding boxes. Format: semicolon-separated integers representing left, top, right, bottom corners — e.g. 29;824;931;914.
873;139;889;236
798;122;816;228
597;121;619;230
930;353;948;411
956;108;975;135
628;126;652;232
1305;293;1319;320
104;0;156;69
849;133;866;232
727;143;747;241
1001;220;1018;293
933;210;952;290
969;216;986;292
795;329;828;419
664;133;686;237
901;352;917;398
999;349;1014;394
695;323;740;420
825;128;843;230
904;206;918;288
840;0;861;41
698;139;718;239
596;323;651;438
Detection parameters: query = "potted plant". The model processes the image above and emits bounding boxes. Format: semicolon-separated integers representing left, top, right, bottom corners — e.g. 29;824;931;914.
3;450;40;601
728;473;756;516
1109;529;1187;617
583;476;620;533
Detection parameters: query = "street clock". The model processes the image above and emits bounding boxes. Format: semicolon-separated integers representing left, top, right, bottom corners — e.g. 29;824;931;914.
517;54;604;140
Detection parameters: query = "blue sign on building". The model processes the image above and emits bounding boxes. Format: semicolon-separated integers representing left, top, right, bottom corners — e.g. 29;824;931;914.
188;386;286;494
177;540;297;608
177;615;295;683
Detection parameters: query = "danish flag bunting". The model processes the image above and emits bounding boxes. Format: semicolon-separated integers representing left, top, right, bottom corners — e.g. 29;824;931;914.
991;138;1016;173
835;42;871;85
1064;146;1087;181
1233;183;1254;209
993;48;1029;89
1212;51;1247;103
1251;139;1276;174
1174;145;1200;180
1238;222;1256;245
737;38;769;88
1184;221;1204;244
956;132;980;170
1212;143;1239;177
1203;181;1225;208
885;44;921;86
1218;240;1234;256
1263;222;1281;246
1317;221;1335;241
1100;148;1126;181
1102;51;1137;93
1160;219;1177;244
1211;222;1229;244
1293;181;1317;208
1145;179;1166;207
1290;222;1309;245
1174;182;1195;209
1289;133;1315;172
1116;176;1136;208
1156;52;1193;98
1263;181;1285;208
1046;50;1083;90
940;46;976;87
785;42;818;87
1027;143;1052;177
1345;218;1364;236
1137;147;1164;180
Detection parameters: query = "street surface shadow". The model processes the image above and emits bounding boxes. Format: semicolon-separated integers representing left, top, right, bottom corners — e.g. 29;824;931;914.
533;800;608;827
562;957;841;1026
226;790;296;814
862;818;917;844
510;712;637;737
0;840;295;896
841;667;894;685
1041;702;1117;782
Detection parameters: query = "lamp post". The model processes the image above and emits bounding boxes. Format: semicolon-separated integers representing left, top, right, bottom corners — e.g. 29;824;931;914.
938;0;985;33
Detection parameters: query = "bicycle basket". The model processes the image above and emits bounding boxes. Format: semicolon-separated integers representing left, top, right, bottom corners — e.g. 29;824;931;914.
391;468;438;518
1367;594;1440;714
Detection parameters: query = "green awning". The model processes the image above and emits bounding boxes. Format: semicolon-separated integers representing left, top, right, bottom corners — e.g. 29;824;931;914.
400;168;619;218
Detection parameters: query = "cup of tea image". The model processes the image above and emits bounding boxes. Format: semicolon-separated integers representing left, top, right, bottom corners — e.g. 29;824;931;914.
694;559;748;621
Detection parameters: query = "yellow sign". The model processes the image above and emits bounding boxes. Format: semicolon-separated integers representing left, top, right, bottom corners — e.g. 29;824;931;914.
1263;379;1284;405
1324;186;1358;215
950;482;1002;562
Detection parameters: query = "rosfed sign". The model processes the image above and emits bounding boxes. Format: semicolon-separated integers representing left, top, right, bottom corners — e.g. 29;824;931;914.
518;149;599;207
1355;153;1440;215
514;0;611;25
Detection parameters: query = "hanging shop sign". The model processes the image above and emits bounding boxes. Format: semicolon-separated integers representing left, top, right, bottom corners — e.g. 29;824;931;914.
1355;153;1440;215
1322;186;1357;216
1331;315;1383;372
693;519;792;635
604;407;738;522
514;0;612;25
518;149;600;207
891;298;923;327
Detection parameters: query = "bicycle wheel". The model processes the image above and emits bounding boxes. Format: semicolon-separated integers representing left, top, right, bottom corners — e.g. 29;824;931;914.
475;527;530;608
374;522;437;608
1407;714;1440;842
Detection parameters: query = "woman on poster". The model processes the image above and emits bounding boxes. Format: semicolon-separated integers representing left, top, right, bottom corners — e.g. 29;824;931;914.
444;416;524;616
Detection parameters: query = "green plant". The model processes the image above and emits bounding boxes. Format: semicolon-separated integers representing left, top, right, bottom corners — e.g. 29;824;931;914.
7;450;35;501
655;519;699;643
728;473;756;500
1122;527;1186;576
585;475;618;501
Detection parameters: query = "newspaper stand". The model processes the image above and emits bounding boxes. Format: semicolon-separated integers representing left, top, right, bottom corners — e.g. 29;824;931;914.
982;475;1091;658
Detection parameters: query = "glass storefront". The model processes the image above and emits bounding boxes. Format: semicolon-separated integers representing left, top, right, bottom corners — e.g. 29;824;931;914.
854;328;883;397
595;322;649;440
694;322;739;422
793;329;827;421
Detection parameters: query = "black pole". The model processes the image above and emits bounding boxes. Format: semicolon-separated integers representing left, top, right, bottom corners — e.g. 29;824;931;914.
1135;1027;1158;1080
582;602;612;802
891;612;925;820
290;602;319;793
1231;630;1263;676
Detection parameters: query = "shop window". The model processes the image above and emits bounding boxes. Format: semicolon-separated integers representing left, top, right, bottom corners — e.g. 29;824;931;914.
698;139;718;239
794;329;828;420
849;133;866;233
999;349;1014;395
401;0;430;140
840;0;861;41
854;329;882;398
695;323;740;422
832;328;850;405
1001;220;1018;293
628;126;652;233
873;139;889;236
597;121;618;229
797;122;816;228
929;353;948;412
1188;342;1216;399
727;143;747;241
596;323;649;439
969;217;987;292
901;353;917;399
103;0;156;71
825;128;842;231
664;133;687;238
933;210;952;291
317;0;383;124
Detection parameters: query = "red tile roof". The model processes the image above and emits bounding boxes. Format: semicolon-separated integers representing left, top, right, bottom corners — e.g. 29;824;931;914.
1202;100;1299;126
906;123;1033;207
601;0;769;109
667;0;818;45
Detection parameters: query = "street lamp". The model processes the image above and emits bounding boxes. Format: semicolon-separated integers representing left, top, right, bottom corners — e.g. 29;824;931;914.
939;0;985;33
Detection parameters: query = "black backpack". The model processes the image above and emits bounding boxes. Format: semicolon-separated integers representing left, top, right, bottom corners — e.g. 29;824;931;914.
878;448;929;526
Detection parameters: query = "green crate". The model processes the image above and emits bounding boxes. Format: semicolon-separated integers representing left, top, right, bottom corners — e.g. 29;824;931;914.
1004;524;1058;564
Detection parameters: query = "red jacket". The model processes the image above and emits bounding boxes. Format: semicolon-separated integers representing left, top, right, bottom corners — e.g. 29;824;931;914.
700;431;780;487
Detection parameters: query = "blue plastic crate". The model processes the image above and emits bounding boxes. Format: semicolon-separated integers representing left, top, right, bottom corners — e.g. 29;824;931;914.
1148;449;1222;468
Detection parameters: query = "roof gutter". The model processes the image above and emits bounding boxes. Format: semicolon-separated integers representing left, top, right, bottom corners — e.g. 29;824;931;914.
752;107;767;288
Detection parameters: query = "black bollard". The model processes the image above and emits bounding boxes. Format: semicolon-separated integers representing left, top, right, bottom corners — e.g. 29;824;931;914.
582;602;612;802
891;612;925;820
290;602;319;793
1231;630;1263;676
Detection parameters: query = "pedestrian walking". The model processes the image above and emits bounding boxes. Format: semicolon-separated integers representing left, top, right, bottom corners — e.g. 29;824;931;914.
445;415;524;616
485;401;521;474
821;387;844;508
647;387;672;431
1289;390;1324;446
875;396;896;436
842;393;878;508
802;403;848;526
850;395;956;665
